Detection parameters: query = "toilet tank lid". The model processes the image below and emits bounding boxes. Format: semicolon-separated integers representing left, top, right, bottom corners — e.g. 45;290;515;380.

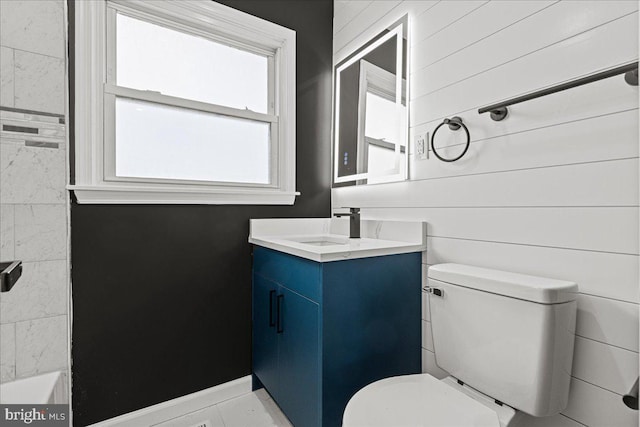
428;264;578;304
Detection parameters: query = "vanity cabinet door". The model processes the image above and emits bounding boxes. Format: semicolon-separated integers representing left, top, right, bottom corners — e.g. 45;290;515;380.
253;275;280;401
276;286;320;427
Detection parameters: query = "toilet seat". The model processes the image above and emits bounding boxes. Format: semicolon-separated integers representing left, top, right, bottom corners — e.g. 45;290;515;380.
343;374;515;427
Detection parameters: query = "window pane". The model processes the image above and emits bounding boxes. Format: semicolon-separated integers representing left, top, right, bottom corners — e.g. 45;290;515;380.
116;13;269;114
368;144;396;173
365;92;398;142
115;98;270;184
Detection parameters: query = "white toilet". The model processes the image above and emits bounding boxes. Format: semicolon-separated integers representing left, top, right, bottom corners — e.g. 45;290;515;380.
343;263;578;427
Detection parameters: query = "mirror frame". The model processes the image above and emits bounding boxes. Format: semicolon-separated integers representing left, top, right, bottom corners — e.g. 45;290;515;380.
332;15;409;186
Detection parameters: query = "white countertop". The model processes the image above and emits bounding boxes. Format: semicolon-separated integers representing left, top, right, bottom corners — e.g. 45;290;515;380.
249;218;426;262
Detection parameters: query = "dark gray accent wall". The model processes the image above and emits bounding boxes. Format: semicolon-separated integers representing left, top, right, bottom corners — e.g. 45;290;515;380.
69;1;333;424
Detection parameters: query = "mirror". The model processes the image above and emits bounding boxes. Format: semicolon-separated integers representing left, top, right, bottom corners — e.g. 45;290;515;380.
333;16;409;186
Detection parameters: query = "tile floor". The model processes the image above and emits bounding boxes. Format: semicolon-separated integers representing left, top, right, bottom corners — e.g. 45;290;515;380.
153;389;293;427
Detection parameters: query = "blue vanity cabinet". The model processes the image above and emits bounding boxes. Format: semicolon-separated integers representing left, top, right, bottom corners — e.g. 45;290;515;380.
253;250;322;426
252;246;421;427
252;275;281;402
277;286;320;425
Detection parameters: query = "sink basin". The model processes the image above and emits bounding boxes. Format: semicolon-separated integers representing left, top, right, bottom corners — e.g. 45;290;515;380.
300;240;347;247
285;236;349;246
249;218;426;262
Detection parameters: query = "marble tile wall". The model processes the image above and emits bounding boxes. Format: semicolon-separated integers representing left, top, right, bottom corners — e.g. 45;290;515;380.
0;0;69;393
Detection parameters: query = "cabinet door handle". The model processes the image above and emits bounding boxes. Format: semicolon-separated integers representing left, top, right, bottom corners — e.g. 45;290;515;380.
276;294;284;334
269;290;276;327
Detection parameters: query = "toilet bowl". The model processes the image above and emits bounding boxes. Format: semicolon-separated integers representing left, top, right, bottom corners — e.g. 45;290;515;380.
343;263;578;427
343;374;516;427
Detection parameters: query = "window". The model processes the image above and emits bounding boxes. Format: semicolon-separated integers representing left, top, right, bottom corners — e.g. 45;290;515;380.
71;0;297;204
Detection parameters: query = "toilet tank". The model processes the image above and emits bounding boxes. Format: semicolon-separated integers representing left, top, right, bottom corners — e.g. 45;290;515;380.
427;264;578;417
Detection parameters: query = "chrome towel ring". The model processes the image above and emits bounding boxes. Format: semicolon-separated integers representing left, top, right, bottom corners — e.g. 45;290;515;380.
430;116;470;162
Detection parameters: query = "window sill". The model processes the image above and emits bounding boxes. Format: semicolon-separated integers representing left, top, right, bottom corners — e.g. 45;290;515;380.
68;184;299;205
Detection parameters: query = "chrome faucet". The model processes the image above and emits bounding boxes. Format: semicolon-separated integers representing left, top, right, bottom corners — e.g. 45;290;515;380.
334;208;360;239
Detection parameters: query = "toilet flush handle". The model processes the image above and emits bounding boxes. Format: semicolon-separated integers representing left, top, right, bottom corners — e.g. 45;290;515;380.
423;286;444;297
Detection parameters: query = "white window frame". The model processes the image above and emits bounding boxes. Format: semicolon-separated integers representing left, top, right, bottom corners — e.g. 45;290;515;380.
356;60;402;178
357;60;408;185
70;0;297;204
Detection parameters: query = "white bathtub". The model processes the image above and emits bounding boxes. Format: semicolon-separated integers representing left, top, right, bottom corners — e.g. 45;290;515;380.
0;371;67;404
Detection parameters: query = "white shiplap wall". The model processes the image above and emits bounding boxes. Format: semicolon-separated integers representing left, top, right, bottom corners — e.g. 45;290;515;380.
332;1;639;426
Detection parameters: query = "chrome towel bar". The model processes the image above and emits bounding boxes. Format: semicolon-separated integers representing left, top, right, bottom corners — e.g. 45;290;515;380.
478;62;639;122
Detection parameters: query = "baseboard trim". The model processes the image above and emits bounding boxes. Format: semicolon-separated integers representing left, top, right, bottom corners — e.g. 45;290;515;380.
88;375;251;427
